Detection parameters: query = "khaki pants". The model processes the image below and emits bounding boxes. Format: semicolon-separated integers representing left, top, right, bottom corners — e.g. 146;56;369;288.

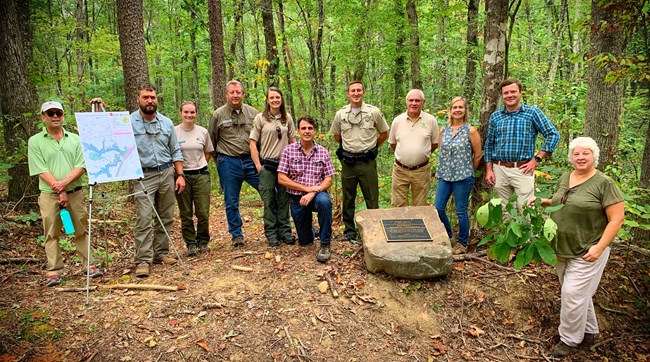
556;247;610;347
391;163;431;207
38;191;91;276
134;167;176;264
493;164;534;209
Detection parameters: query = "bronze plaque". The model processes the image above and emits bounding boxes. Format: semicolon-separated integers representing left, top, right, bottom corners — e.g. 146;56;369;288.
381;218;432;242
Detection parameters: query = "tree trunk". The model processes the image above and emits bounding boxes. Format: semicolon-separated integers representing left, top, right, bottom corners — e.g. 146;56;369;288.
116;0;149;112
0;0;39;204
75;0;87;113
476;0;507;205
208;0;227;108
393;0;407;116
463;0;479;103
584;0;626;170
261;0;279;87
504;0;522;79
276;0;296;117
436;0;448;102
406;0;421;90
228;0;245;82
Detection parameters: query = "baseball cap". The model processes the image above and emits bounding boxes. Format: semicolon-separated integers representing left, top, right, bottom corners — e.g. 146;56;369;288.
41;101;64;113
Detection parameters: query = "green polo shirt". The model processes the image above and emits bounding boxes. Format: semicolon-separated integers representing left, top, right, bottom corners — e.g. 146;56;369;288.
28;128;85;193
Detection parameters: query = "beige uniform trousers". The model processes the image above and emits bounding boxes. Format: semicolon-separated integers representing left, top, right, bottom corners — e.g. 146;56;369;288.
493;164;534;209
38;191;90;276
556;247;610;347
391;163;431;207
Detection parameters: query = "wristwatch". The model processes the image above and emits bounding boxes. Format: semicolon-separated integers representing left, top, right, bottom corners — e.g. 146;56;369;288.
534;155;543;163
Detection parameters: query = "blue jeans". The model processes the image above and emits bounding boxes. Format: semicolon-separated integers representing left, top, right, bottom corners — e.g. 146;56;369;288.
289;192;332;246
434;176;474;246
216;154;260;239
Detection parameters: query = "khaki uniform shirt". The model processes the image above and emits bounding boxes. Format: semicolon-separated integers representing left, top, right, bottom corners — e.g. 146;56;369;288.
389;111;439;166
249;113;295;160
175;124;214;170
330;102;389;153
209;103;258;156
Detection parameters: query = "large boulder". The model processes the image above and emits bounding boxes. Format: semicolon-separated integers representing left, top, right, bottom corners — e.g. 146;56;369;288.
356;206;452;279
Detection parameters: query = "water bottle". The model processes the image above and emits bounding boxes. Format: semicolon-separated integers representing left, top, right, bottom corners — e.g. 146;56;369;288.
60;206;75;234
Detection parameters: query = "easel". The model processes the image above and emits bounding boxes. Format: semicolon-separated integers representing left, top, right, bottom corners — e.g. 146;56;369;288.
83;102;187;306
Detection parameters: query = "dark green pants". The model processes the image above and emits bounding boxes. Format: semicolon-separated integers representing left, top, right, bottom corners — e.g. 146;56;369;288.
341;159;379;236
175;173;211;247
259;167;292;240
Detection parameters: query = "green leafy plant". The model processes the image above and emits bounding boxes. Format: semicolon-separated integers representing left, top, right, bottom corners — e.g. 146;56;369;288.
476;195;563;269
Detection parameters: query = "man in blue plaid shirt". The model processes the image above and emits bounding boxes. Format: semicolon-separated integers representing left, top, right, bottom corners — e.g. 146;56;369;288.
484;78;560;208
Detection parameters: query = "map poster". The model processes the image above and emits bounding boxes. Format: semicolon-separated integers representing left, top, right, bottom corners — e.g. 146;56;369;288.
75;112;143;184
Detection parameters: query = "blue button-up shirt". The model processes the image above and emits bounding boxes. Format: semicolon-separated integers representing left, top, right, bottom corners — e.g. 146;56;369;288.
130;111;183;168
484;103;560;163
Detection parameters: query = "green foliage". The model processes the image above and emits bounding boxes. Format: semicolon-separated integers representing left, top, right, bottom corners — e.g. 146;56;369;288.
16;211;40;226
476;196;562;269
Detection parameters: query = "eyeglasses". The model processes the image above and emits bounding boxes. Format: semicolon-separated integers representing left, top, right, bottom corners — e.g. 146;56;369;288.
276;126;282;140
560;188;572;205
45;110;63;117
144;122;161;136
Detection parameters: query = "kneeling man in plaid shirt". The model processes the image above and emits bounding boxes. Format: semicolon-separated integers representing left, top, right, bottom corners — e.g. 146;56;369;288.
278;115;336;263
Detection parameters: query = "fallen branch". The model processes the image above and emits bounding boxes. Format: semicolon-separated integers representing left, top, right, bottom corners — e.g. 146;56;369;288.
56;286;98;292
453;250;487;261
325;274;339;298
203;302;223;309
613;240;649;256
102;283;186;291
506;334;545;345
231;265;253;272
597;302;631;316
0;257;41;265
349;246;363;259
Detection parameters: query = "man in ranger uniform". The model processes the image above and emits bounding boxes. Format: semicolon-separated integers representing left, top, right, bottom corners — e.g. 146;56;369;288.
330;81;389;243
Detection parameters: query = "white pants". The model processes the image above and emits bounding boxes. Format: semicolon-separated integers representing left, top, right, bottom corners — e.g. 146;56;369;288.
493;164;534;209
556;247;610;347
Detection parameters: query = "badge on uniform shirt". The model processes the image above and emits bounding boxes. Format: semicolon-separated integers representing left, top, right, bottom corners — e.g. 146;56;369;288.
222;119;233;127
179;139;186;144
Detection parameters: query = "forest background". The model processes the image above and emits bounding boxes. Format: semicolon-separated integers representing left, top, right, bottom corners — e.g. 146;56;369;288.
0;0;648;245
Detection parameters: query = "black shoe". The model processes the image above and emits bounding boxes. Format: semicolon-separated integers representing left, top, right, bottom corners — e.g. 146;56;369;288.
344;233;359;244
317;245;331;263
232;237;244;248
579;333;595;349
199;244;209;253
268;237;280;247
187;245;198;256
281;234;296;245
551;341;576;358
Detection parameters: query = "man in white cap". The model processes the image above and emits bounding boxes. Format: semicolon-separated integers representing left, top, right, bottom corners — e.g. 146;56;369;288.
28;101;103;286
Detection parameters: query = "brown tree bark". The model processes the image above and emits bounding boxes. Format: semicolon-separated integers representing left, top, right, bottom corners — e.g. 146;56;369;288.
504;0;522;79
208;0;227;108
276;0;297;117
584;0;626;170
116;0;149;111
435;0;448;102
0;0;39;204
261;0;280;87
393;0;407;116
228;0;245;82
463;0;479;103
406;0;422;90
75;0;87;112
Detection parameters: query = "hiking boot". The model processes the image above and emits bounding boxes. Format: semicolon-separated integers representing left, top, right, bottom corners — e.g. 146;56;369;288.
135;263;150;278
317;245;331;263
187;245;198;257
199;244;209;253
45;275;61;287
153;256;177;265
452;243;467;255
232;237;244;247
551;341;575;358
344;233;358;244
88;266;103;278
281;234;296;245
579;333;595;349
267;236;280;247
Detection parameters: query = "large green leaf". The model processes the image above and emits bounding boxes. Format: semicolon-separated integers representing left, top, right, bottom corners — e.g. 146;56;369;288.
543;218;559;241
536;242;557;266
488;240;512;263
544;204;564;213
477;231;497;246
476;203;490;227
514;245;533;270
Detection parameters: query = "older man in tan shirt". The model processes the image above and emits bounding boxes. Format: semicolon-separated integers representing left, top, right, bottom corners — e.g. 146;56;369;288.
388;89;439;207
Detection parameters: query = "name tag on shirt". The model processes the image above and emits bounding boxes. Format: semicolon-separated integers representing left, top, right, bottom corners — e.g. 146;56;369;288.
222;119;233;127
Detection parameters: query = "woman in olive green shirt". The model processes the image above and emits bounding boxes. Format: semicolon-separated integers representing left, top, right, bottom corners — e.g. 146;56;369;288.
533;137;624;358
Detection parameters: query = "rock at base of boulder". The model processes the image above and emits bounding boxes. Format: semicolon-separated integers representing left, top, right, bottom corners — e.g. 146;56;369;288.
357;206;452;279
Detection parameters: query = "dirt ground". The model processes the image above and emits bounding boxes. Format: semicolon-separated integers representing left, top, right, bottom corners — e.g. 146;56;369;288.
0;194;648;362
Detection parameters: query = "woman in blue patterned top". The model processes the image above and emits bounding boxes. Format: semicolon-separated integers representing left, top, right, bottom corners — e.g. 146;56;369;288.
435;97;482;254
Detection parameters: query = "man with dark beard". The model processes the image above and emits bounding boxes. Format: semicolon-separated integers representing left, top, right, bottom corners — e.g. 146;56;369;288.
93;83;185;277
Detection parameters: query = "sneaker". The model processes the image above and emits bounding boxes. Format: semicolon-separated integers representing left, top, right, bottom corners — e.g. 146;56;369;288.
187;245;198;257
281;234;296;245
268;237;280;247
452;243;467;255
317;245;331;263
88;266;103;278
45;275;61;287
344;233;358;244
153;256;177;265
135;263;150;278
551;341;575;358
579;333;595;349
232;237;244;248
